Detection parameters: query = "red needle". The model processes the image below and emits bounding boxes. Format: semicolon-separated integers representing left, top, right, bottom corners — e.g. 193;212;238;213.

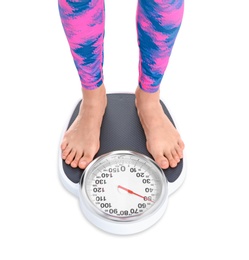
118;185;154;202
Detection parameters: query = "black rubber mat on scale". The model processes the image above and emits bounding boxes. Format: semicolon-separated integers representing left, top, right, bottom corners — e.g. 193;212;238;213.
62;93;183;184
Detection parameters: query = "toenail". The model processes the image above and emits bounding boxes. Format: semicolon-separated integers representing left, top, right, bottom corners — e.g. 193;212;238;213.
79;160;87;168
160;160;169;169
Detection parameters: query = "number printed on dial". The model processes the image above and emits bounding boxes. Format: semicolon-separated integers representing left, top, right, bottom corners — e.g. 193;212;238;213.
84;153;164;220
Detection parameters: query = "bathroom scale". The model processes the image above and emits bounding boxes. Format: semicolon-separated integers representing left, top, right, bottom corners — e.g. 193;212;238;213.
58;93;186;235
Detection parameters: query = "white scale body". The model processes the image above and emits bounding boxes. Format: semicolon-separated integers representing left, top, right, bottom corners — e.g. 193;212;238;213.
59;93;186;235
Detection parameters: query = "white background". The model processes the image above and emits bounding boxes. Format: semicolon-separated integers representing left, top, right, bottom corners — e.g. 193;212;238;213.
1;0;249;259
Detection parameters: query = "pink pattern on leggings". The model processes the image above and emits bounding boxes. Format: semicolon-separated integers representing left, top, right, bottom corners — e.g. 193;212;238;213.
59;0;105;89
137;0;184;92
58;0;183;92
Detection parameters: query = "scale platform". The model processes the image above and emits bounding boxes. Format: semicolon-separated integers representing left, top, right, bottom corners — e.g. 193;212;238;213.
59;93;185;197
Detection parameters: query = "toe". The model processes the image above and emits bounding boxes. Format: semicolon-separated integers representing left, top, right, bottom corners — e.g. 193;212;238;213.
168;157;177;168
78;160;88;169
176;140;184;159
71;151;82;168
164;150;178;168
60;139;68;151
153;154;169;169
172;149;180;163
176;146;183;159
62;145;71;160
160;159;169;169
78;153;94;169
178;139;185;150
169;159;177;168
65;149;76;165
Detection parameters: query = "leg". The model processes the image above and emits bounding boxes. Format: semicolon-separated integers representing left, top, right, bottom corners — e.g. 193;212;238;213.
136;0;184;168
59;0;106;169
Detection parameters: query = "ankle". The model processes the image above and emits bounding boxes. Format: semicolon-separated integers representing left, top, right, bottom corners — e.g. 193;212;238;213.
135;87;161;109
82;83;107;106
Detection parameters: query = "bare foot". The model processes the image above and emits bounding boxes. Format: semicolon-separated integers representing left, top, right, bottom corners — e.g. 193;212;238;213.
135;87;184;169
61;84;107;169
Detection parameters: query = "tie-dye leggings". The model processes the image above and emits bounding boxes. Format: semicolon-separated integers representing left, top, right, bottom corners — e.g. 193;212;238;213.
58;0;184;93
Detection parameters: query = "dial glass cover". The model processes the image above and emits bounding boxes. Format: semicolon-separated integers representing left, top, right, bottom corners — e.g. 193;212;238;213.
80;151;168;222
